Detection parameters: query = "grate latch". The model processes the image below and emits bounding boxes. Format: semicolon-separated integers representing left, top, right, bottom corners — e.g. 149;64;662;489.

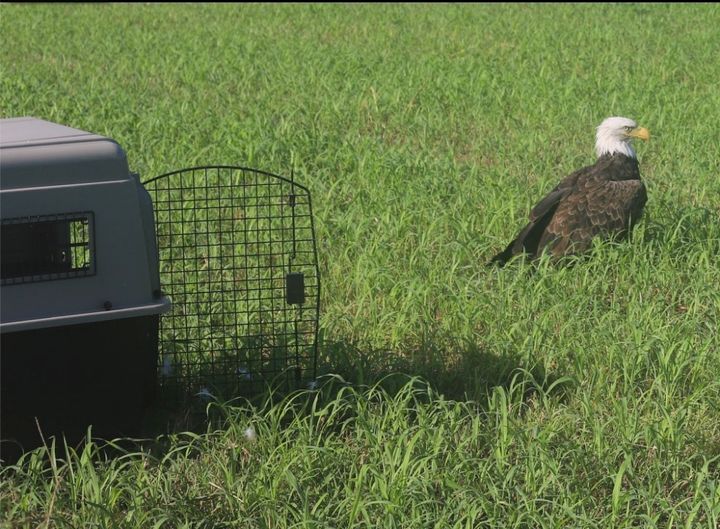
285;272;306;305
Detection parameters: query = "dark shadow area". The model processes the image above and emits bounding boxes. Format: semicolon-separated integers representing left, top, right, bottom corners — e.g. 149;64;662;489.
314;335;573;406
128;333;575;464
1;332;573;466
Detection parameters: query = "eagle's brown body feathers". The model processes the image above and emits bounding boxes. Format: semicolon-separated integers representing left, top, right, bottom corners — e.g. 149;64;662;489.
490;153;647;265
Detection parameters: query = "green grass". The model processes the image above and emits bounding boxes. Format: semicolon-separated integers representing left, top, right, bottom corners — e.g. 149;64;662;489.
1;3;720;527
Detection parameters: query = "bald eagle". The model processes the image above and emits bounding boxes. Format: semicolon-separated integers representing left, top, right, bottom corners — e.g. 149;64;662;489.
489;116;650;266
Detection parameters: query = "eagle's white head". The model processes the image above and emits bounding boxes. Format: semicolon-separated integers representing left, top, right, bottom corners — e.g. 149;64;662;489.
595;116;650;158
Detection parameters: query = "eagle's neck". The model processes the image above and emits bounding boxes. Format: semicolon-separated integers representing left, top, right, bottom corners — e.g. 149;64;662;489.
595;134;636;159
595;153;641;181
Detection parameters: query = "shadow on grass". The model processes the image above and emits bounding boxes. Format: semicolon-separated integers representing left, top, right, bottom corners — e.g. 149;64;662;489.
2;317;581;467
315;335;572;405
123;333;574;455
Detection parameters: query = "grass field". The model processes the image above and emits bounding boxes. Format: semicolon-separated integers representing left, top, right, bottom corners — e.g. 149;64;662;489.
1;3;720;527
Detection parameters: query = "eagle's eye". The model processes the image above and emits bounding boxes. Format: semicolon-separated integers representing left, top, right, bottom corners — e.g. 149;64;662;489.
624;126;633;131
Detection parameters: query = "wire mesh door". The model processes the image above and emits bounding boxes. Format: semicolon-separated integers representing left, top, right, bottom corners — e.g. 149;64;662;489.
144;166;320;402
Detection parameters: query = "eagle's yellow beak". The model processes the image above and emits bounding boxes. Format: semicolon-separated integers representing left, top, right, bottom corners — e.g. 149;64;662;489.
628;126;650;141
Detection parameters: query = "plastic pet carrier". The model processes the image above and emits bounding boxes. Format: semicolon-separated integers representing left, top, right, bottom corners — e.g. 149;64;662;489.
0;118;320;459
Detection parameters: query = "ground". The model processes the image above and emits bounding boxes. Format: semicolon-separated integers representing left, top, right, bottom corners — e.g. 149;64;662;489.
1;4;719;527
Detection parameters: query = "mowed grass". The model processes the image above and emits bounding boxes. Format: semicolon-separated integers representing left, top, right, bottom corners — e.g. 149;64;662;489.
1;3;719;527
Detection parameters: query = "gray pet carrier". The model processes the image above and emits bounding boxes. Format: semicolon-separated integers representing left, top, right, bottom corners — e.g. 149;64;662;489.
0;118;320;458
